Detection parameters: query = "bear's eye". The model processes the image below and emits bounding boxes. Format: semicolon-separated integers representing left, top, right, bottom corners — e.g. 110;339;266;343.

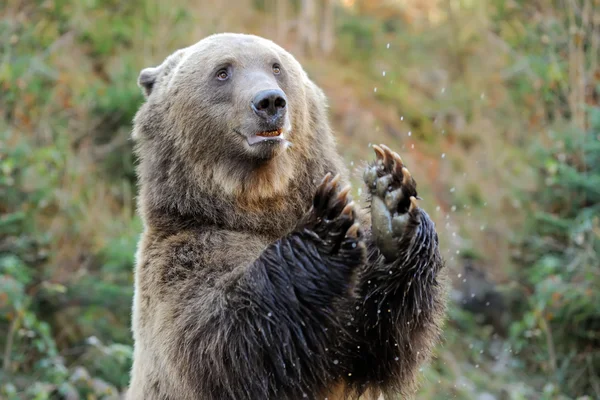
216;69;229;81
272;64;281;75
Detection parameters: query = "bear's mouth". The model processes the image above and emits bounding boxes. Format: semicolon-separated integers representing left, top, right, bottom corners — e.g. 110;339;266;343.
247;128;284;145
256;129;282;138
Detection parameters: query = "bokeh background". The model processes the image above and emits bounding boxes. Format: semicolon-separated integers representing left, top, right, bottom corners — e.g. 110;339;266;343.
1;0;599;399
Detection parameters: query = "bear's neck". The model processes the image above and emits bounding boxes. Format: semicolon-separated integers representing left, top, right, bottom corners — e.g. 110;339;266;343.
137;153;331;238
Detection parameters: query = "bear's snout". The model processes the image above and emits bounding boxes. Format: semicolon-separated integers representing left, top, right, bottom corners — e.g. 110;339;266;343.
251;89;287;125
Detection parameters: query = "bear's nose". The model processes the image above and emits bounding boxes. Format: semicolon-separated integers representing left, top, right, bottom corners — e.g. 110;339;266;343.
251;89;287;120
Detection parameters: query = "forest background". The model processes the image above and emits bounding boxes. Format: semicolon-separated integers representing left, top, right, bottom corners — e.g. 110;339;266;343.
1;0;599;399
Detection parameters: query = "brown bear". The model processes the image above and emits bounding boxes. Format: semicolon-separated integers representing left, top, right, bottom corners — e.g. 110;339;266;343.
128;33;447;400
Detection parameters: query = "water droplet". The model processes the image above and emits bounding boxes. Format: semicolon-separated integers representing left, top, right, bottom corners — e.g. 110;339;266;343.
480;93;485;99
441;153;446;158
457;273;462;278
475;364;480;368
374;87;377;92
386;43;390;49
348;373;352;377
411;144;414;149
400;116;404;120
267;312;272;317
357;188;362;196
456;250;460;255
395;357;399;361
377;310;381;314
450;187;455;193
480;225;485;231
451;205;457;212
441;87;446;93
408;131;412;136
333;359;339;365
485;302;490;306
436;206;441;211
350;161;354;166
382;71;386;77
356;306;360;310
389;270;392;274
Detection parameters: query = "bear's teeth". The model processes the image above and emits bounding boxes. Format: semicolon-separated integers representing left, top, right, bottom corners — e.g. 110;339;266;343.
257;129;282;137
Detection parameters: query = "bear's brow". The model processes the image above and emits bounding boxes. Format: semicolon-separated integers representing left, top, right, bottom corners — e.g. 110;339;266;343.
213;57;240;68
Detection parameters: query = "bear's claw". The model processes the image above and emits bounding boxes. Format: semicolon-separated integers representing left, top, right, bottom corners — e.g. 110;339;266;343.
372;144;386;163
308;173;365;256
409;196;418;212
346;223;361;238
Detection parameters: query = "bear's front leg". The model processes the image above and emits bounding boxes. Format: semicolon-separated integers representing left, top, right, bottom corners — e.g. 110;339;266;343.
345;144;448;399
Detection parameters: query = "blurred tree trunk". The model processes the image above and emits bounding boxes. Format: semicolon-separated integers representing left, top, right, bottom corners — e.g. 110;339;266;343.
275;0;290;42
299;0;318;56
320;0;335;56
564;0;588;131
297;0;336;58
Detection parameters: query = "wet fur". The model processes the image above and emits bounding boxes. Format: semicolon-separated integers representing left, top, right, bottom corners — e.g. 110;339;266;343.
128;33;447;400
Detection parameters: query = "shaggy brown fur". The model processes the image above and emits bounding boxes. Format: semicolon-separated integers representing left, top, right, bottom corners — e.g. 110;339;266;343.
127;33;448;400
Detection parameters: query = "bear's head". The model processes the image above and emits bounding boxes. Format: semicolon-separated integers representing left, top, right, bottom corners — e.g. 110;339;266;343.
133;33;339;227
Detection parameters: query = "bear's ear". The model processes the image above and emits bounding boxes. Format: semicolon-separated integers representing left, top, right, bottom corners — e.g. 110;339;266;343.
138;66;161;97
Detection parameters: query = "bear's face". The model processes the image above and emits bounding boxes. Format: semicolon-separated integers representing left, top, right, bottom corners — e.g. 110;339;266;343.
133;33;336;212
135;34;309;164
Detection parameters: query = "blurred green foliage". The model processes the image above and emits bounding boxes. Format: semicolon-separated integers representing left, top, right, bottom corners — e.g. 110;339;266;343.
1;0;599;399
0;126;137;398
510;114;600;397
